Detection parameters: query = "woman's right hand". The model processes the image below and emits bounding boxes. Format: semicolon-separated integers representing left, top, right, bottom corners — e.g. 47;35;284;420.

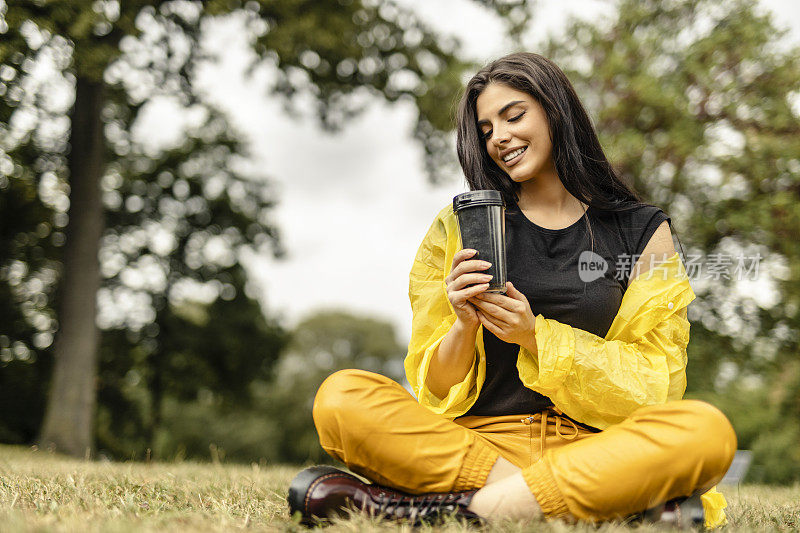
445;249;493;328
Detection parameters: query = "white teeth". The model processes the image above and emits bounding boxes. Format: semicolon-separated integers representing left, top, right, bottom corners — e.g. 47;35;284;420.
502;147;526;162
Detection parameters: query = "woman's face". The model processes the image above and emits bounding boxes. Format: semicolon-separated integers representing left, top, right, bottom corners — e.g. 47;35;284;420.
475;82;555;183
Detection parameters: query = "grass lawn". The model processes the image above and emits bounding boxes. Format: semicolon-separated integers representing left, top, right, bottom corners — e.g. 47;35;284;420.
1;445;798;532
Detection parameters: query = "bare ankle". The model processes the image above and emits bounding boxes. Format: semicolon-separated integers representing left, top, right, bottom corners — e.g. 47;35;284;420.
484;456;520;485
468;473;542;521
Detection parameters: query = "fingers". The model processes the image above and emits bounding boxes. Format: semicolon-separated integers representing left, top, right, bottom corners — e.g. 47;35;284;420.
448;248;477;276
452;248;480;265
469;297;512;324
476;309;504;336
451;282;490;305
447;259;492;284
505;282;524;299
474;292;526;314
446;249;491;285
450;260;492;284
447;272;493;293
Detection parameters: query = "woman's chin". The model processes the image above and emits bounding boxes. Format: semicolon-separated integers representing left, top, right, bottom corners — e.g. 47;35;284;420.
502;161;530;180
507;171;535;184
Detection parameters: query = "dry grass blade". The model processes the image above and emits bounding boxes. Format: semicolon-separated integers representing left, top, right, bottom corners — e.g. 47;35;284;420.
0;445;798;532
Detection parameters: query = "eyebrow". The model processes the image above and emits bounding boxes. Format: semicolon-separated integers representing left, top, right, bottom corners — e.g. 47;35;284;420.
477;100;525;127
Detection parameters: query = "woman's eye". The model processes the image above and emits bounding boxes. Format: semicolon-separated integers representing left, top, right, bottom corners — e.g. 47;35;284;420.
482;130;492;140
508;112;525;122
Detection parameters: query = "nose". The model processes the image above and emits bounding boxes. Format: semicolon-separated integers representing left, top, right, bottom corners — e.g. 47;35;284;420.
492;125;511;147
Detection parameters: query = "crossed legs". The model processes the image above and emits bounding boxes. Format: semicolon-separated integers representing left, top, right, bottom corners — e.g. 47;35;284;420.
312;369;736;522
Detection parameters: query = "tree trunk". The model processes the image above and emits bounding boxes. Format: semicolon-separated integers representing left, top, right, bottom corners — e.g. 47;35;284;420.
146;292;171;455
39;76;105;457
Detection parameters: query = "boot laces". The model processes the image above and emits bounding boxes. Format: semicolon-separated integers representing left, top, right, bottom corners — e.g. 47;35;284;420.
375;491;460;522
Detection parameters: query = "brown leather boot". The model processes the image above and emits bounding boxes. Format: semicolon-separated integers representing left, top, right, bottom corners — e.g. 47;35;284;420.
287;465;483;527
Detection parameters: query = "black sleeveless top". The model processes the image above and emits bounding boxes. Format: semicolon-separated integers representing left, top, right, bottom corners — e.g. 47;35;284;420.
462;201;670;418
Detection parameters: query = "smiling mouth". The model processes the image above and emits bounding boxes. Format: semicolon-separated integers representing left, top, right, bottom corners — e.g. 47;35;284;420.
502;146;527;166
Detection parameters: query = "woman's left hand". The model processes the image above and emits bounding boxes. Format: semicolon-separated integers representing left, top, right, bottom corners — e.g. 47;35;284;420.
469;281;537;352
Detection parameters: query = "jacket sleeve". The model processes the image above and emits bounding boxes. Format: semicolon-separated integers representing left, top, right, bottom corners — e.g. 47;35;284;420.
403;206;485;418
516;252;695;429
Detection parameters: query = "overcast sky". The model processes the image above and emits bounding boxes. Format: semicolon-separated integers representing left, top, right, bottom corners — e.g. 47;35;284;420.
149;0;800;343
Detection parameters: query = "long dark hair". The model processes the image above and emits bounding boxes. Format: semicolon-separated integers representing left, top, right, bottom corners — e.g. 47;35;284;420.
456;52;642;212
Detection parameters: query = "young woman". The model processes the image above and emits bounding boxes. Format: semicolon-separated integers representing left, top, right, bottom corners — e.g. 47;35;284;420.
287;52;736;528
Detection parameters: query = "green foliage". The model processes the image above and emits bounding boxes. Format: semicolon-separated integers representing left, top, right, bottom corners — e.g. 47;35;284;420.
126;309;406;465
152;396;285;463
263;309;407;464
0;0;525;454
691;378;800;485
4;0;798;484
543;0;800;483
749;421;800;485
95;274;289;460
0;160;55;443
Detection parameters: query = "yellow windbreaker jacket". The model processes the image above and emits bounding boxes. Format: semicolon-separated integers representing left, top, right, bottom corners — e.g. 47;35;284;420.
404;204;727;528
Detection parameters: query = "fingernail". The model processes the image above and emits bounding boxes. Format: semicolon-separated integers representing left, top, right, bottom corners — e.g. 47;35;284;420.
481;262;492;268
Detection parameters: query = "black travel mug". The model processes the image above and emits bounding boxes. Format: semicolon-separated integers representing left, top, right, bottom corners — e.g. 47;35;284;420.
453;190;507;293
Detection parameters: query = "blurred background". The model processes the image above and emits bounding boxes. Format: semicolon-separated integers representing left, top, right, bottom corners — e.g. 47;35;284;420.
1;0;799;484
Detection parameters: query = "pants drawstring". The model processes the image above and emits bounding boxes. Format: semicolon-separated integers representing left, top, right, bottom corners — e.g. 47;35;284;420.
522;407;580;462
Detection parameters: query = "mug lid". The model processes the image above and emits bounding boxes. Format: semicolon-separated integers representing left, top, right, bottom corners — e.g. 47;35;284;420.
453;190;505;211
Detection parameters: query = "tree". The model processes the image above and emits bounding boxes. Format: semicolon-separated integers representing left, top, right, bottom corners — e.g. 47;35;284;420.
264;309;406;463
96;269;289;459
0;0;528;456
120;309;406;464
542;0;800;481
0;141;56;443
544;0;799;367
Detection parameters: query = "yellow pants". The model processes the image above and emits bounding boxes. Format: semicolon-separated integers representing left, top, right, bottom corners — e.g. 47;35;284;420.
312;369;737;522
